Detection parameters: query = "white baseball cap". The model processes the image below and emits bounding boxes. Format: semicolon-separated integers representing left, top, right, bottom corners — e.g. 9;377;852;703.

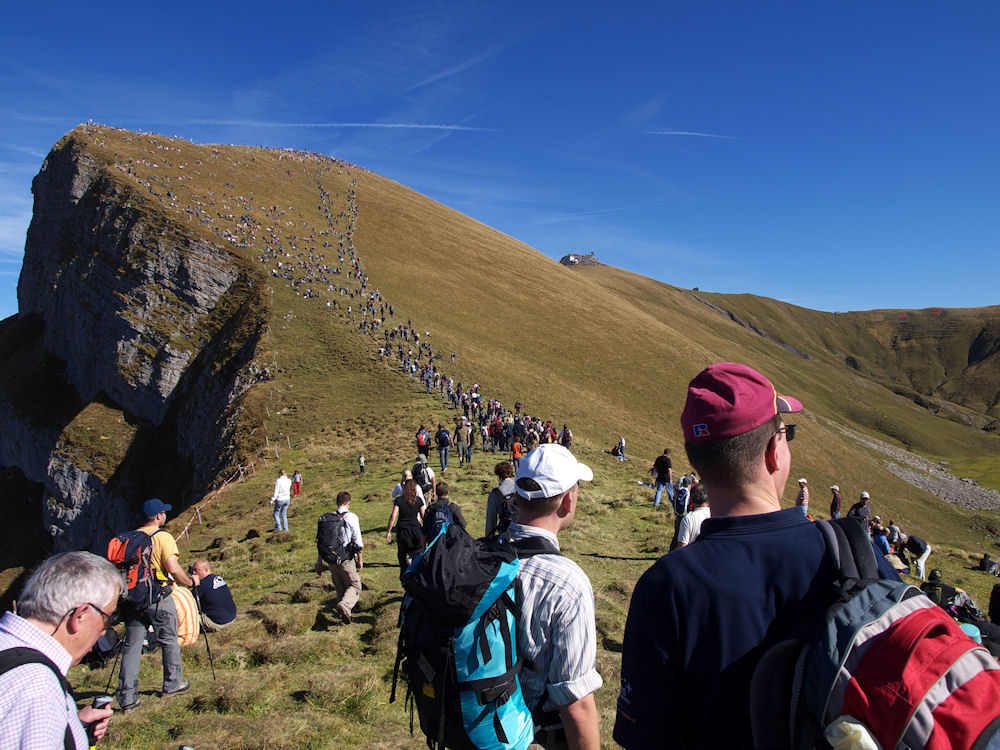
830;485;839;491
798;478;807;484
515;444;593;500
860;491;870;499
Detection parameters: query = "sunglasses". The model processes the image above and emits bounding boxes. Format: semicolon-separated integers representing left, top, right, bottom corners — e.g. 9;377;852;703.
775;424;796;442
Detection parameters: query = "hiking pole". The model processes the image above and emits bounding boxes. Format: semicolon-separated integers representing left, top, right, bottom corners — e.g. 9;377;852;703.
103;639;123;695
191;586;216;680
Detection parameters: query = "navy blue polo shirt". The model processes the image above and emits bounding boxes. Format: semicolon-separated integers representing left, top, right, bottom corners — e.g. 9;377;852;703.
613;508;900;749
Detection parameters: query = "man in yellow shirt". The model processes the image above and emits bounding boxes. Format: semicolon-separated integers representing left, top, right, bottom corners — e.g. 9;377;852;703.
116;498;196;712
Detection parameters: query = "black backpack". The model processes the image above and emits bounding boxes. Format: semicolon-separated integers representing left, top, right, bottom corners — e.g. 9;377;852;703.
437;430;451;447
413;462;432;494
493;488;518;539
391;523;560;750
317;511;353;564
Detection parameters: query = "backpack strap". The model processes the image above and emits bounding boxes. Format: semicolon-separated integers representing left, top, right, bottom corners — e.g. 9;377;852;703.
0;647;75;750
510;536;562;558
825;517;879;581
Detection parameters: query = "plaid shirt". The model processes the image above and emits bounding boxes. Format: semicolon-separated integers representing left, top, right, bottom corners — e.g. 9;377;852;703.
507;523;603;710
0;611;87;749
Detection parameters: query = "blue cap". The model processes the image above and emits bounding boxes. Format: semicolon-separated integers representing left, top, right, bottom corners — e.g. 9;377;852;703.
142;498;172;518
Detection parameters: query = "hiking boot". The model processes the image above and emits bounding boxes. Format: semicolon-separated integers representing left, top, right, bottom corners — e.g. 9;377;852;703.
163;681;190;697
119;699;141;713
337;603;352;624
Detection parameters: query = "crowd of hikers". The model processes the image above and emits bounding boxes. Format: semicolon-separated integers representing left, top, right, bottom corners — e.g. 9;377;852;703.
7;362;1000;749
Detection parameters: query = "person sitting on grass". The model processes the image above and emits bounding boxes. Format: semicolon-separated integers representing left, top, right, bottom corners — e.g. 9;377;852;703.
191;560;237;632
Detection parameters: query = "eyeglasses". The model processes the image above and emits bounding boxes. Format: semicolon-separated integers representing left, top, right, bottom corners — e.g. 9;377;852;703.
775;424;797;442
85;602;120;627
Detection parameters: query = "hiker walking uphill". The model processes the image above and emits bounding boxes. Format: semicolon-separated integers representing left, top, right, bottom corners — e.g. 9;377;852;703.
421;482;465;543
435;423;451;473
315;492;363;624
509;443;602;749
117;498;195;713
269;469;292;531
386;478;425;577
411;454;435;498
415;424;430;459
484;460;518;539
614;363;903;748
0;552;121;749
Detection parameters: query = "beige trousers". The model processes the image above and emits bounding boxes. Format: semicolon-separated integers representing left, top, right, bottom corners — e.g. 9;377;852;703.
330;558;361;614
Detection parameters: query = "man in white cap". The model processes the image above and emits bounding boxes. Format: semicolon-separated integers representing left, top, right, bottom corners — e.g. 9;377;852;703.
508;443;601;750
847;491;872;532
795;477;809;516
829;485;842;519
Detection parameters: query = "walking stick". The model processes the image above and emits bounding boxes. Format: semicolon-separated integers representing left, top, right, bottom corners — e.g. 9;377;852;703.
103;637;123;695
191;585;217;680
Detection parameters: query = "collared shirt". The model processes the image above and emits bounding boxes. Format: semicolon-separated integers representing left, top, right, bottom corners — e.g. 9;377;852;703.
0;612;87;749
337;506;364;552
506;523;603;710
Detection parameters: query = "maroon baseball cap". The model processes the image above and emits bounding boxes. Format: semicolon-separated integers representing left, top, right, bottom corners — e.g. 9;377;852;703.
681;363;803;442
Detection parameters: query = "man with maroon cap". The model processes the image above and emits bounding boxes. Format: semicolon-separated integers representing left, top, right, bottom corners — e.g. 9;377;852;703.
613;363;899;749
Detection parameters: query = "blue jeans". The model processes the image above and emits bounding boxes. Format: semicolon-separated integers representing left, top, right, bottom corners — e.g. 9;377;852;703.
653;482;674;508
439;446;449;472
273;500;290;530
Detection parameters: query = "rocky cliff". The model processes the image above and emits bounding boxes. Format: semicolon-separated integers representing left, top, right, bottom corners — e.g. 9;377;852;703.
0;131;269;551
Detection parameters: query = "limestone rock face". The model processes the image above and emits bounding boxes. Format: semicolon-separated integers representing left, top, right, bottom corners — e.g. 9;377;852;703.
1;134;268;551
18;138;242;425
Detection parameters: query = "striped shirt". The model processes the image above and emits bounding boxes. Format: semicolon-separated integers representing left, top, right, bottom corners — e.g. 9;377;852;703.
507;523;603;710
0;612;87;749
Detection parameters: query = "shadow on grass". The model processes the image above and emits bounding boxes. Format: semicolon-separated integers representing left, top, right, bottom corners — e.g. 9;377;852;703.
580;552;660;562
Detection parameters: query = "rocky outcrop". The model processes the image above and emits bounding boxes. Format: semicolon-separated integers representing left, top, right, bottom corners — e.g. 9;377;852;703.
0;133;269;551
18;137;244;425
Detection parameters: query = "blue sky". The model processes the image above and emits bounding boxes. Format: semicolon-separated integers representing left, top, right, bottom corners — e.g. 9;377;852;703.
1;2;998;319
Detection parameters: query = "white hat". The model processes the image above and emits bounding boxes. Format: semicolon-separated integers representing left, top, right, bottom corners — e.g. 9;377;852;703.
515;444;593;500
860;491;870;499
798;478;807;484
830;485;839;491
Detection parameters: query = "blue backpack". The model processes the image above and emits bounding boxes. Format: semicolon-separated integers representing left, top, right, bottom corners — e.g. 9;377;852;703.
391;522;559;750
423;501;454;539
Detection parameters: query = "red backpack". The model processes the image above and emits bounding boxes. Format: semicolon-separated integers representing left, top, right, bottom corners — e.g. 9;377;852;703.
107;529;165;608
751;519;1000;749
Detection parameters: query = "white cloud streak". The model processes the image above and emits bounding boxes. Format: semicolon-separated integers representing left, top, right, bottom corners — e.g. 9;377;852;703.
646;129;737;140
403;47;502;93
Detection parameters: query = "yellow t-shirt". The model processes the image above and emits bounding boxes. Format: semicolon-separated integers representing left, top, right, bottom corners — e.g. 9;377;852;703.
138;523;180;583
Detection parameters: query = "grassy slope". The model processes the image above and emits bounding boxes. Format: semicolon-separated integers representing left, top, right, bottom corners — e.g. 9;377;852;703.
20;126;1000;748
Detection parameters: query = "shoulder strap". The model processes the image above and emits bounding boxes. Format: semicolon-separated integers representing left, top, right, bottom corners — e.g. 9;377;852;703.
816;518;879;582
510;536;562;558
0;647;75;750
